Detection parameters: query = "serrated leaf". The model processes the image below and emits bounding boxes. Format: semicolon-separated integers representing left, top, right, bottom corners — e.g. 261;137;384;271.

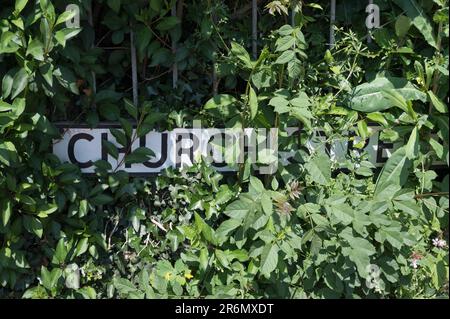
275;50;295;64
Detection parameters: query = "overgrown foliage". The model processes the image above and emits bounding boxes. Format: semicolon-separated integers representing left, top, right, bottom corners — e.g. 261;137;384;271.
0;0;448;299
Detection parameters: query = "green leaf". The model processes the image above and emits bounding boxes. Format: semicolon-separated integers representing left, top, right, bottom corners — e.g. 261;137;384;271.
125;147;155;165
0;141;18;166
55;28;81;47
194;213;216;245
75;238;89;257
199;247;208;271
79;199;88;217
428;91;448;113
11;68;29;99
275;50;295;64
2;70;15;98
224;199;250;220
110;128;128;147
275;36;295;52
305;154;331;186
248;87;258;120
23;216;43;238
260;244;279;277
124;98;138;119
90;194;114;206
326;203;354;225
395;15;412;37
15;0;28;14
216;219;241;242
1;200;12;227
230;42;253;70
405;127;419;159
156;17;180;31
26;39;44;61
393;200;421;218
374;147;412;199
204;94;238;119
431;260;448;290
114;277;137;294
53;238;68;264
393;0;437;48
349;77;426;112
41;267;62;291
377;227;404;249
107;0;121;13
55;9;77;26
102;140;119;160
366;112;388;126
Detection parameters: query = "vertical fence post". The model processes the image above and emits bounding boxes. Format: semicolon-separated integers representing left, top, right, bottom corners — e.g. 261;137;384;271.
329;0;336;49
88;5;96;95
172;4;178;89
130;27;138;106
290;0;297;26
252;0;258;59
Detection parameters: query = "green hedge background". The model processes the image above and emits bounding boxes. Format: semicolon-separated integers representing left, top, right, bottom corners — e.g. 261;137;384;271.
0;0;449;299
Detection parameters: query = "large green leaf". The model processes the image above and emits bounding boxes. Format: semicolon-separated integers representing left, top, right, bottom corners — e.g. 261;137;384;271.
349;77;426;112
374;147;411;199
204;94;239;119
393;0;437;48
305;153;331;186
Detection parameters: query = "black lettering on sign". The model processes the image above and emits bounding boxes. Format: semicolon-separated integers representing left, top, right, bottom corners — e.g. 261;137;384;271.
141;133;168;168
68;133;94;168
376;133;394;164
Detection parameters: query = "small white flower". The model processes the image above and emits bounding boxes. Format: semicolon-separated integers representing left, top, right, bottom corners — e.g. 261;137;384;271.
410;259;419;269
432;238;447;249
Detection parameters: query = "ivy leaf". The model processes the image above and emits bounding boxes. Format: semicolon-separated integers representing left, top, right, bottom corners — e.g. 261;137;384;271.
40;267;62;291
194;213;217;245
260;244;279;277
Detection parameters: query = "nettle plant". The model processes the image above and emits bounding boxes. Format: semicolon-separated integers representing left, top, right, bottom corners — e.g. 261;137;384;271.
0;0;449;299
